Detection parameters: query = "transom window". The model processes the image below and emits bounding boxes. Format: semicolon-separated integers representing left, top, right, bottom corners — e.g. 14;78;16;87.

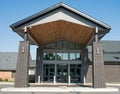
56;53;68;60
44;40;81;49
43;53;55;60
70;53;81;60
44;52;81;61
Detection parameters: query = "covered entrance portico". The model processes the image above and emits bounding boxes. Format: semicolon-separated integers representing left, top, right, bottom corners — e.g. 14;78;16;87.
10;3;111;88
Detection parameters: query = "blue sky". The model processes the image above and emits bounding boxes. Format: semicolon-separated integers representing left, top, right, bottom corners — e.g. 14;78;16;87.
0;0;120;59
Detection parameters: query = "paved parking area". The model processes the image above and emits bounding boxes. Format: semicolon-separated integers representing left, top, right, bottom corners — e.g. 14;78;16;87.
0;84;120;94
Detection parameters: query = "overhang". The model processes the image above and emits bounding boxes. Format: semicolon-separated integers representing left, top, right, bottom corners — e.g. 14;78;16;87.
10;3;111;46
27;20;95;45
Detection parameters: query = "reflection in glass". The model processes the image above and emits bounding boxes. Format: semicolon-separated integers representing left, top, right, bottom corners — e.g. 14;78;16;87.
70;53;76;60
44;52;81;61
63;53;68;60
49;43;55;49
44;53;55;60
44;40;81;49
57;41;62;49
56;53;62;60
76;53;81;60
63;41;68;49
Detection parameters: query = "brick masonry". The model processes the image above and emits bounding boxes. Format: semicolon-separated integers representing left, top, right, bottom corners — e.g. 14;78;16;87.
92;42;106;88
0;71;13;80
14;41;30;87
86;64;120;83
35;46;43;83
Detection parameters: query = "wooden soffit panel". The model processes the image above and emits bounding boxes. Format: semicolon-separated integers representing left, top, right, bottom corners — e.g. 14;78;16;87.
27;20;95;45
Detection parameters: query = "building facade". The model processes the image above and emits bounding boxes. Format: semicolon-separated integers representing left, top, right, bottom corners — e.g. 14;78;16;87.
0;52;36;82
0;41;120;83
10;3;120;88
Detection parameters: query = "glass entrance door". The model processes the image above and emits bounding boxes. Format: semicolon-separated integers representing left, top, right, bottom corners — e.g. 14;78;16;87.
43;64;55;82
57;64;68;83
70;64;81;83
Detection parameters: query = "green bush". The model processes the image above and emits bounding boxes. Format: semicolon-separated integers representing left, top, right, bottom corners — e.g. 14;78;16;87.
0;78;3;81
8;79;14;82
4;79;8;81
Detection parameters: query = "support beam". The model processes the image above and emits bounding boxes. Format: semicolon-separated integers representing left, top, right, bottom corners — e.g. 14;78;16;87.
68;64;70;85
95;27;98;42
81;47;89;84
15;41;30;87
92;42;106;88
35;45;43;83
54;64;57;84
24;26;28;41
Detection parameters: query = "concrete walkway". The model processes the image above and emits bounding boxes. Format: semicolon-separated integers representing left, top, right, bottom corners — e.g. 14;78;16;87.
0;82;119;92
1;86;119;92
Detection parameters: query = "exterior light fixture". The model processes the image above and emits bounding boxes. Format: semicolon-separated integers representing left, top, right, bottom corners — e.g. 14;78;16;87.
22;47;25;53
96;48;100;55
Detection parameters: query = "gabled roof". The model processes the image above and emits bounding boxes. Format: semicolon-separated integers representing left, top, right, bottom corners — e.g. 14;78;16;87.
10;2;111;30
0;52;36;70
0;52;17;71
88;41;120;62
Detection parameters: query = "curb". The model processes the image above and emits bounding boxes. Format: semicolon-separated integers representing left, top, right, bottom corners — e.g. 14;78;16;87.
0;82;14;85
1;87;119;92
106;83;120;86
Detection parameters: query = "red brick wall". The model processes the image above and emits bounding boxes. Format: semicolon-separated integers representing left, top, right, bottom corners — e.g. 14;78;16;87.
0;71;13;81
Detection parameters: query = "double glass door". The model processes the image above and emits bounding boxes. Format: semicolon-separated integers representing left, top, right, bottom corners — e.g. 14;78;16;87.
57;64;68;83
43;64;55;82
43;64;81;83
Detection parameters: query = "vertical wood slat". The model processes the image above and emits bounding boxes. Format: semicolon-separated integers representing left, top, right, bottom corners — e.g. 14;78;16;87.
28;20;95;45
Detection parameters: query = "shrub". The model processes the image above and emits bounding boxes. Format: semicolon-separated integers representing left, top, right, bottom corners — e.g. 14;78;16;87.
8;79;14;82
4;79;8;81
0;78;3;81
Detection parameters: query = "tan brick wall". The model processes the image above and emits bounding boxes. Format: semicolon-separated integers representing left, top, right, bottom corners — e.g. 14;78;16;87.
104;64;120;82
0;71;13;80
86;65;92;83
86;64;120;83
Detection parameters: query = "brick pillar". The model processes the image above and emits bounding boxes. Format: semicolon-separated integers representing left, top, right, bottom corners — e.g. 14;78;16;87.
92;42;106;88
15;41;30;87
35;45;43;83
81;47;89;84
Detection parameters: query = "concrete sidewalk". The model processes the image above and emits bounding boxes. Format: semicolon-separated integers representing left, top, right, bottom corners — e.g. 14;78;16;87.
1;86;119;92
0;82;120;92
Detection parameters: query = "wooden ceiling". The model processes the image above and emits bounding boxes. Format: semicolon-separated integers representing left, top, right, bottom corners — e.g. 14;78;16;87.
27;20;95;45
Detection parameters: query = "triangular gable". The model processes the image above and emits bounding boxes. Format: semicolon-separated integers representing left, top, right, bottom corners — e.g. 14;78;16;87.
10;3;111;31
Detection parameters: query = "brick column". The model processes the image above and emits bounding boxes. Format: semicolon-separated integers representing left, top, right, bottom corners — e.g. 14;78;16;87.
81;47;89;84
35;45;43;83
14;41;30;87
92;42;106;88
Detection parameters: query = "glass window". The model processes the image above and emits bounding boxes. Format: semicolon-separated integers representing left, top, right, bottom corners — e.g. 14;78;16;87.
63;41;68;49
57;41;62;49
44;40;81;49
44;44;49;49
44;53;55;60
63;53;68;60
49;43;55;49
76;53;81;60
12;71;15;78
70;53;76;60
56;53;62;60
75;44;81;49
43;53;47;60
69;42;75;49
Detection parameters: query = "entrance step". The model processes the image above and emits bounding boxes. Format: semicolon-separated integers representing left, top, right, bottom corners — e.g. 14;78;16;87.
29;83;92;87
